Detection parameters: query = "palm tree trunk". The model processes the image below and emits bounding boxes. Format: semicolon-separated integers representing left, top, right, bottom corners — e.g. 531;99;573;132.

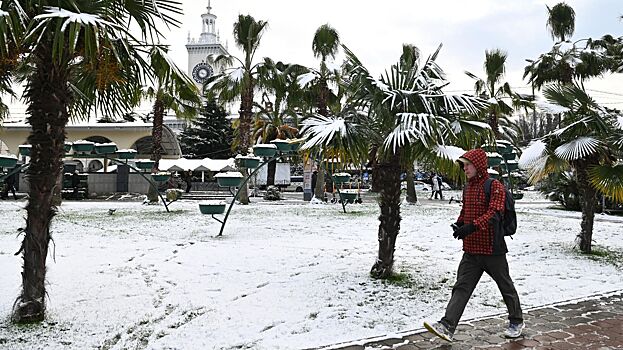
237;81;254;205
370;153;402;279
488;111;499;138
575;160;598;253
15;53;70;323
368;146;381;193
267;159;276;186
405;168;417;203
151;97;165;171
318;78;329;117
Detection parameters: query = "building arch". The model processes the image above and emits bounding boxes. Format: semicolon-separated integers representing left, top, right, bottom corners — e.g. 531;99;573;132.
84;135;114;144
129;125;181;159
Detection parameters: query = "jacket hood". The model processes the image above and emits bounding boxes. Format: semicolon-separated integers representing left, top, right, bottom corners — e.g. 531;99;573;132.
458;148;489;178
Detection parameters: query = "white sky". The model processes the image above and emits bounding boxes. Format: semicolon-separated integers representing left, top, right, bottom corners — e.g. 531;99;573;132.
167;0;623;108
4;0;623;118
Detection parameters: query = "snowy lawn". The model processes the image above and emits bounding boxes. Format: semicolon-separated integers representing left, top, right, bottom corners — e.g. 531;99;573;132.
1;191;622;349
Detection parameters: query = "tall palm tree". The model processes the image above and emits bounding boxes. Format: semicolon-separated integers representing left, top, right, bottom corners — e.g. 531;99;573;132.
465;49;519;139
301;44;489;279
297;24;342;199
206;14;268;205
253;59;302;185
546;2;576;43
145;46;201;171
519;84;623;253
0;0;182;323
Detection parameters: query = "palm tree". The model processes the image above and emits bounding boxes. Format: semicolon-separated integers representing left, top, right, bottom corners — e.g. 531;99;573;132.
0;0;183;323
519;84;623;253
465;49;519;139
546;2;576;43
297;24;342;199
301;44;488;278
145;47;201;171
253;59;302;185
206;14;268;205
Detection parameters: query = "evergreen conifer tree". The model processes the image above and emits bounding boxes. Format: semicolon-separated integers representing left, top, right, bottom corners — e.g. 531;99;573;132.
180;101;233;159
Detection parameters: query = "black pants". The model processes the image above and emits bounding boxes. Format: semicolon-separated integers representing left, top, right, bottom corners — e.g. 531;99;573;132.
441;253;523;332
185;181;192;193
1;184;16;199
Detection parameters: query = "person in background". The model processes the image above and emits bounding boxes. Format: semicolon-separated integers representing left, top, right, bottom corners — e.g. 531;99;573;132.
429;173;439;199
71;170;81;196
1;166;18;200
183;169;193;193
437;174;444;200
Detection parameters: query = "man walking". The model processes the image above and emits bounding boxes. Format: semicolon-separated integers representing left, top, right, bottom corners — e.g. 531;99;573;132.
424;148;523;342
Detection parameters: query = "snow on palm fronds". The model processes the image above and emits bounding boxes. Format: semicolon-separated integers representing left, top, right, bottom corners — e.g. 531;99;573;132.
435;145;466;161
554;137;601;161
519;140;546;169
34;7;118;32
297;71;319;88
384;113;434;152
300;114;355;150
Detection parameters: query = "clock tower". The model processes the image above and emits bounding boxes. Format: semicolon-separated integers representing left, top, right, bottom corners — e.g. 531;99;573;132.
186;1;229;86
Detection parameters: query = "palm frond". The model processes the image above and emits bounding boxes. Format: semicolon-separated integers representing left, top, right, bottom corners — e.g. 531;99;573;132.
519;139;547;169
554;136;601;160
588;164;623;203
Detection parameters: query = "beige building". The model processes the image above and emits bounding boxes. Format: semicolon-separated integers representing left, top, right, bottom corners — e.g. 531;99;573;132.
0;121;181;171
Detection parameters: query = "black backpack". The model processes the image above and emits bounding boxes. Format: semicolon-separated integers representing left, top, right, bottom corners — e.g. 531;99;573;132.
483;178;517;237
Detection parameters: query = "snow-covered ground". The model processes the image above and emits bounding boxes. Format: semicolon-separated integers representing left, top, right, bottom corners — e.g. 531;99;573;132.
1;190;622;349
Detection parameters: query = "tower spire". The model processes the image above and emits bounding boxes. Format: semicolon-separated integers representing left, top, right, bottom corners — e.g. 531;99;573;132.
207;0;212;14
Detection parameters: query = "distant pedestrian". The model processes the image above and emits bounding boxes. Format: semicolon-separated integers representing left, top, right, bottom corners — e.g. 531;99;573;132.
437;174;444;200
429;174;440;199
183;169;193;193
311;171;318;192
71;170;81;195
1;167;18;200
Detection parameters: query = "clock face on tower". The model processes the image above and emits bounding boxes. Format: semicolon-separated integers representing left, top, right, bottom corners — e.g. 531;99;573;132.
192;63;213;84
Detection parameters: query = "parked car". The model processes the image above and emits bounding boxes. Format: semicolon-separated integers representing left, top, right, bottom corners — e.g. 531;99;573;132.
401;180;430;191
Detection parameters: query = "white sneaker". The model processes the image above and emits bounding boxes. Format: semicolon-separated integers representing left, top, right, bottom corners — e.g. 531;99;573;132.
504;322;525;338
424;321;453;342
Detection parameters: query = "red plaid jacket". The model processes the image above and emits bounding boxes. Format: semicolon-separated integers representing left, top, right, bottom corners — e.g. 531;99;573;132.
458;149;508;255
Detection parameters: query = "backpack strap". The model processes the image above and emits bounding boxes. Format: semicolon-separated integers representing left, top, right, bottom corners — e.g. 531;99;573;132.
483;178;494;203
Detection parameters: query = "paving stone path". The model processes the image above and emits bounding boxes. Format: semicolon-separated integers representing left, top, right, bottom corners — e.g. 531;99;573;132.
321;291;623;350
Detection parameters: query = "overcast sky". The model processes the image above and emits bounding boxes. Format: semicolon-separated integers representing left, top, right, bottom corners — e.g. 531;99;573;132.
167;0;623;108
4;0;623;117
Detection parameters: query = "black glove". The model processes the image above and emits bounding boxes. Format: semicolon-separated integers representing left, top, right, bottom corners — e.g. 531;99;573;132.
453;223;476;240
450;221;464;232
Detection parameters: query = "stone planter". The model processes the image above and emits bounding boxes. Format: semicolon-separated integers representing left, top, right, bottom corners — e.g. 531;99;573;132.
253;144;277;157
332;172;351;184
487;152;503;167
152;173;170;182
116;149;137;159
270;139;291;152
135;160;155;170
502;152;516;161
72;140;95;153
236;156;261;169
0;155;18;168
199;201;226;215
19;145;31;157
339;190;358;202
500;161;519;172
94;143;118;155
215;171;244;187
